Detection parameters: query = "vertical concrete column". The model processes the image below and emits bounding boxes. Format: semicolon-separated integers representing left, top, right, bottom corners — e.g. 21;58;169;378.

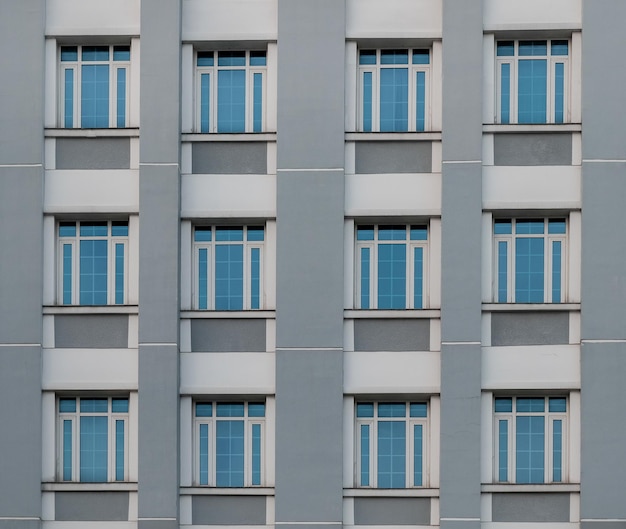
0;2;44;529
580;2;626;527
440;1;483;528
138;2;181;529
275;0;345;527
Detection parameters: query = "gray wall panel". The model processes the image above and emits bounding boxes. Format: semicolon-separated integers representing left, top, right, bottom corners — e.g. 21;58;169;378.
355;142;432;174
191;319;266;352
0;522;41;529
492;493;570;522
582;523;626;529
192;142;267;174
137;521;179;529
354;319;430;351
491;312;569;346
55;492;129;521
55;314;128;348
55;138;130;170
494;133;572;166
354;498;430;525
192;496;266;525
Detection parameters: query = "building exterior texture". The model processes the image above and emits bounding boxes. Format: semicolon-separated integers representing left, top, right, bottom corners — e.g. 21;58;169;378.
0;1;624;528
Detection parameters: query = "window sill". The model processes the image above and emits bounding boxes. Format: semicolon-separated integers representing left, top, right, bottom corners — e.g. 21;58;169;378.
180;487;274;495
344;488;439;497
482;303;580;312
43;305;139;315
483;123;581;133
45;128;140;138
42;482;138;492
482;483;580;493
180;310;275;319
345;132;441;142
181;133;276;142
345;309;440;319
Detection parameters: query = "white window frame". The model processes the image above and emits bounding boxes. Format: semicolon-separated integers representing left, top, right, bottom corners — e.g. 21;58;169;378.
492;218;567;304
58;44;131;128
194;50;267;133
495;39;570;125
57;396;129;483
493;396;569;484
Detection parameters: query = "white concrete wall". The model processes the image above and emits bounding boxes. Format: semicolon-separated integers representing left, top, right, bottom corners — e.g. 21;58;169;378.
346;0;441;38
483;0;581;30
46;0;140;36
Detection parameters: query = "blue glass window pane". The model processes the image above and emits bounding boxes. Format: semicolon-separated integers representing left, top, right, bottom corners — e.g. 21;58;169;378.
198;248;208;310
217;403;245;417
553;419;562;482
500;63;510;124
217;70;246;133
360;247;371;309
549;398;567;413
494;219;512;234
113;46;130;61
495;397;513;413
516;219;544;234
519;41;547;56
359;50;377;65
252;423;262;485
63;420;72;480
515;238;544;303
410;225;427;241
380;68;408;132
412;49;429;64
80;222;108;236
63;244;73;305
81;64;109;128
551;40;569;56
497;241;508;303
250;51;267;66
247;226;265;241
218;51;246;67
518;59;547;124
552;241;562;303
378;244;406;309
360;424;370;486
548;219;566;234
357;226;374;241
80;240;108;305
554;62;564;123
516;415;545;483
413;424;423;486
413;247;423;309
216;420;245;487
200;73;210;133
215;244;244;310
250;247;261;310
356;403;374;418
115;243;124;304
496;42;514;57
196;403;213;417
498;420;508;481
377;421;406;488
409;403;427;418
115;420;124;481
379;226;406;241
111;221;129;236
197;52;214;67
362;72;372;132
59;223;77;237
81;399;109;413
253;72;263;132
216;227;244;241
61;46;78;61
82;46;109;61
64;69;74;128
112;398;129;413
517;398;545;413
80;416;108;482
199;423;209;485
195;227;212;242
116;68;126;127
378;403;406;418
416;71;425;131
380;50;408;65
60;398;77;413
248;403;266;417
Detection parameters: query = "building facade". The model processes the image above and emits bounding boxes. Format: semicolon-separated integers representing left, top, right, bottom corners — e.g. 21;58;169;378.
0;1;625;529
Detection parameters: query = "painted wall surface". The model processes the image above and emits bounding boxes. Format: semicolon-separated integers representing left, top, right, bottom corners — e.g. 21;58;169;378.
483;0;581;30
346;0;441;38
46;0;140;35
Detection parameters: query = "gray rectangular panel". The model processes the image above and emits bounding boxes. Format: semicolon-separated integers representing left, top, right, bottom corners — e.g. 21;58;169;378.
192;142;267;174
191;318;266;352
354;497;430;525
491;312;569;346
492;492;570;522
138;521;179;529
55;138;130;169
354;319;430;351
494;133;572;166
55;492;129;521
355;141;432;174
55;314;129;348
192;496;266;525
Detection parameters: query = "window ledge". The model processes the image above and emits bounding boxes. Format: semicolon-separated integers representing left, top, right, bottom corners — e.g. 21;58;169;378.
482;483;580;493
344;488;439;497
180;310;275;319
483;123;581;133
345;132;441;142
483;303;580;312
42;482;138;492
45;128;140;138
181;133;276;142
180;487;274;495
43;305;139;315
345;309;440;319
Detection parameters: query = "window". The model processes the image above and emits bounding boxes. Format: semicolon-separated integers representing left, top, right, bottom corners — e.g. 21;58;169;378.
356;224;428;309
493;218;566;303
59;45;130;128
356;402;428;488
58;220;129;306
195;50;266;133
193;225;264;310
494;396;568;484
194;401;265;487
496;40;569;124
358;49;430;132
58;397;129;482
